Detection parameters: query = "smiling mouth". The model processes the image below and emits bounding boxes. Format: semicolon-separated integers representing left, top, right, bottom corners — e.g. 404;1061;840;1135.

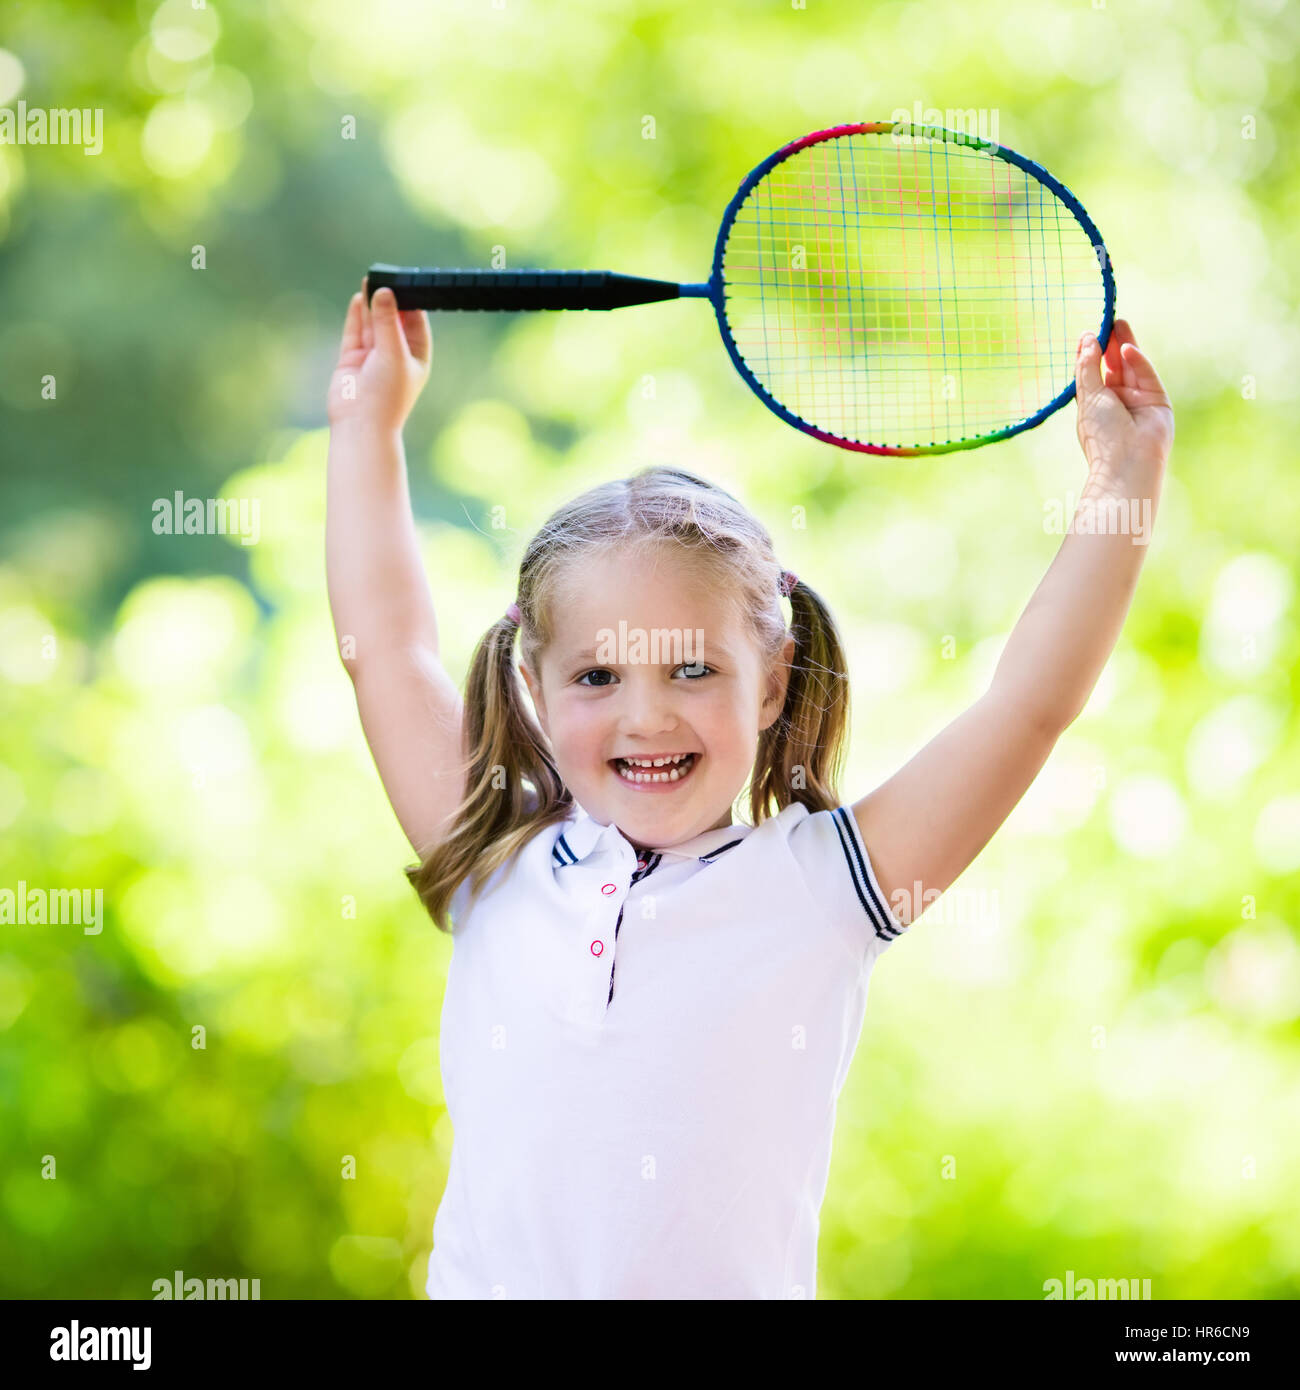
609;752;699;785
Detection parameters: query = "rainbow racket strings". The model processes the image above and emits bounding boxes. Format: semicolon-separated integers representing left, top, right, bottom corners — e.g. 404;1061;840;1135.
718;122;1114;453
368;121;1114;455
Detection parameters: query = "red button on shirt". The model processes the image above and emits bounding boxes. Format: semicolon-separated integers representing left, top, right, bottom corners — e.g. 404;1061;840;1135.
590;940;604;956
601;883;616;895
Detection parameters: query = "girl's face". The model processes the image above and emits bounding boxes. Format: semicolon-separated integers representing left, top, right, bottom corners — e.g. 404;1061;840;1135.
520;549;794;851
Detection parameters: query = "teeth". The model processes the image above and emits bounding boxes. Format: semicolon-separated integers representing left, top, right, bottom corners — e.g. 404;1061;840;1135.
615;752;696;783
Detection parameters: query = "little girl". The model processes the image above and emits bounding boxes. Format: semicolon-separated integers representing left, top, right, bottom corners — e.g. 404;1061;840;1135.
326;281;1174;1299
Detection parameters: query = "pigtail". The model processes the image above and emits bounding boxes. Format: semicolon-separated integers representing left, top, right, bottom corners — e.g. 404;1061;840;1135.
748;577;851;824
407;609;570;932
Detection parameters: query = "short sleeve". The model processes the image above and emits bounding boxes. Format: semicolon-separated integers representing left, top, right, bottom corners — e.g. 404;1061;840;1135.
786;804;910;961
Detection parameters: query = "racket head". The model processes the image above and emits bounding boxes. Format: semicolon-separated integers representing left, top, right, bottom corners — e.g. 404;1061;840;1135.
708;121;1116;455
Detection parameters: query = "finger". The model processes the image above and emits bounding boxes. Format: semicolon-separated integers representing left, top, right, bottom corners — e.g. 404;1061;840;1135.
360;275;374;352
339;292;364;355
1101;326;1124;385
1075;331;1104;400
399;308;432;366
370;286;409;360
1110;318;1137;349
1109;319;1138;389
1118;341;1169;402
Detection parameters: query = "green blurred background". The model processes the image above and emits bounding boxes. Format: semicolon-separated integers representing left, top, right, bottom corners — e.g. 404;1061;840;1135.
1;0;1297;1299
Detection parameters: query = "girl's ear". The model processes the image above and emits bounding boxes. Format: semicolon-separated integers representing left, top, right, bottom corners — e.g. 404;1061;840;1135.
519;660;549;737
759;634;796;730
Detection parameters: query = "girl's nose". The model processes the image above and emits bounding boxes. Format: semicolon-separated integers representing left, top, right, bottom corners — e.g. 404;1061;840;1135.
616;676;680;735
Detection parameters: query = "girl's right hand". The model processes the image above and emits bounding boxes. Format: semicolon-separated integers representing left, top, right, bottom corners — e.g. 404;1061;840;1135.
327;277;432;430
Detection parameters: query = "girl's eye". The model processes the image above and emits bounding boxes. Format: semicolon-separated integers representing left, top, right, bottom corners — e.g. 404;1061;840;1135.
575;664;712;687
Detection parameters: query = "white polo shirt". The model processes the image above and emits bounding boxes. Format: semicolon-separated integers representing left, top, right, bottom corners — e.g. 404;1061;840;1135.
424;795;909;1300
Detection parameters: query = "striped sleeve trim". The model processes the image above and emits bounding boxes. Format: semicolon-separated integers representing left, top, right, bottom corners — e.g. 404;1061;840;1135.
552;833;579;867
830;806;907;943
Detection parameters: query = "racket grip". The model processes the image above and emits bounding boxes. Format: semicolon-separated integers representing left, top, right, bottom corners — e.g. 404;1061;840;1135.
366;265;685;311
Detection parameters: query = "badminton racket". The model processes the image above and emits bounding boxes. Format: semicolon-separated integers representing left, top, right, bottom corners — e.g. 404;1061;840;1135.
366;120;1114;455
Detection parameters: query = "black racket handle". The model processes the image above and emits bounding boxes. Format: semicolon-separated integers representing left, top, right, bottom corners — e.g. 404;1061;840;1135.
366;264;686;311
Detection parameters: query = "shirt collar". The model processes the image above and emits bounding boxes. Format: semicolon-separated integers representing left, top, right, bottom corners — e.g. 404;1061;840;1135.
553;797;750;868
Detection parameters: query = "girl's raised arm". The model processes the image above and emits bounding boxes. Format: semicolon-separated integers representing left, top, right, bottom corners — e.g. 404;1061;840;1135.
851;320;1175;926
325;284;466;857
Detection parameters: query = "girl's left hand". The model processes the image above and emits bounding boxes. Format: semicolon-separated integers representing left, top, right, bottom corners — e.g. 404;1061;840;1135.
1074;318;1174;488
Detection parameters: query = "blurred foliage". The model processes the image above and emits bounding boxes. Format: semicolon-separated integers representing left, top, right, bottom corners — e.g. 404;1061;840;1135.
1;0;1298;1299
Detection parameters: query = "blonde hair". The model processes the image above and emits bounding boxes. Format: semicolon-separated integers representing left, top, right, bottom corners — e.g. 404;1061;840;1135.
407;465;851;931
